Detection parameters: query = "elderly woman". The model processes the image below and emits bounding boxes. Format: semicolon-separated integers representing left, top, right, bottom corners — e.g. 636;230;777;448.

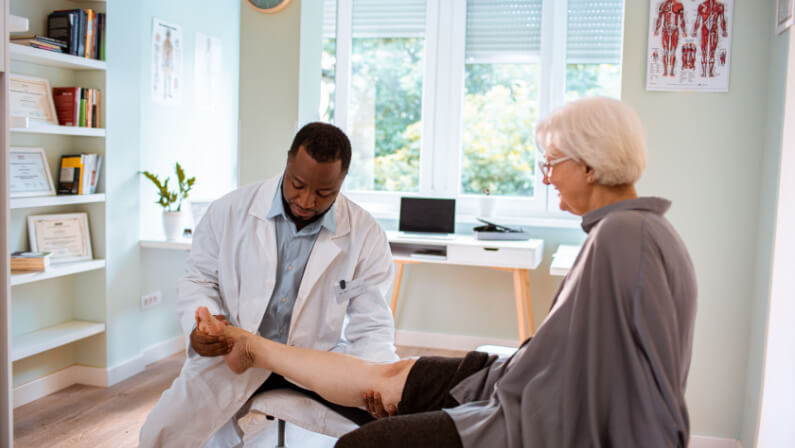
196;97;697;447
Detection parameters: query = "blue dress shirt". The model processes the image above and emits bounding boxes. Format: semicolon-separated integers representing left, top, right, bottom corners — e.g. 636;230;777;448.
258;179;336;343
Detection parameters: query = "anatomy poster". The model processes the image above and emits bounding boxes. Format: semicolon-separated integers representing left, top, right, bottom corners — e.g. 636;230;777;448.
152;18;183;105
646;0;734;92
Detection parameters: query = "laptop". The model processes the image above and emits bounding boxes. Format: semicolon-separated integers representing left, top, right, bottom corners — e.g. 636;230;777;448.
398;197;456;240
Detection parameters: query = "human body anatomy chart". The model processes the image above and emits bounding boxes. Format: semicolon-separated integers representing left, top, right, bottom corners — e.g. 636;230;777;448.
646;0;734;92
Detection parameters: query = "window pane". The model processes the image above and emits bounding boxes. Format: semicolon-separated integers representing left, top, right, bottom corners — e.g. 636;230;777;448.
565;0;624;101
565;63;621;101
347;37;424;192
460;63;540;197
320;38;336;122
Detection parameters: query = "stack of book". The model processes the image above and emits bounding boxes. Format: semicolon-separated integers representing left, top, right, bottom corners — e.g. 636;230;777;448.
10;251;52;273
53;87;102;128
58;154;102;195
9;34;68;53
46;9;105;60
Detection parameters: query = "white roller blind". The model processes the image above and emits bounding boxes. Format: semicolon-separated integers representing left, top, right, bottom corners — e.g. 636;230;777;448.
566;0;624;64
465;0;543;63
323;0;336;39
351;0;426;38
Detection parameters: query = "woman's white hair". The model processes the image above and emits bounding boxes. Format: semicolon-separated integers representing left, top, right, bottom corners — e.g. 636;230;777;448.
535;97;647;186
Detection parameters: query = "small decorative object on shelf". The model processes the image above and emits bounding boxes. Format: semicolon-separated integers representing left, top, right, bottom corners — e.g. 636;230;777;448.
10;251;52;272
141;162;196;241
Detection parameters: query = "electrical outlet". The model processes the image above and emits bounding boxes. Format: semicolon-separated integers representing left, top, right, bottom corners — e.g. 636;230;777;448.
141;291;163;311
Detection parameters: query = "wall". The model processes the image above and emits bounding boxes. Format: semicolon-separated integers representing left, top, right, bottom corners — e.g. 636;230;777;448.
755;25;795;448
238;0;303;185
621;0;775;440
108;0;239;367
740;6;789;447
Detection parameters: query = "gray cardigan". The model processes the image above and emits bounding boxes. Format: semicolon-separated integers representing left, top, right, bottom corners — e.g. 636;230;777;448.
445;197;697;447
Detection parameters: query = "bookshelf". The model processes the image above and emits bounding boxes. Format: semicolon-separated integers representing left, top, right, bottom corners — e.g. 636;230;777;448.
4;0;109;424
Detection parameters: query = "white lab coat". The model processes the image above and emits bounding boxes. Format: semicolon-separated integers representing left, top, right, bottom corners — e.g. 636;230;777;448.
140;176;397;448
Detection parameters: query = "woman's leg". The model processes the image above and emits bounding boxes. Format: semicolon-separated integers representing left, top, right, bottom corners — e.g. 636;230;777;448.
197;307;414;410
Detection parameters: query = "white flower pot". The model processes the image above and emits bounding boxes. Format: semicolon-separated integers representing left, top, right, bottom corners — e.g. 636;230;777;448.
479;196;497;218
163;210;186;241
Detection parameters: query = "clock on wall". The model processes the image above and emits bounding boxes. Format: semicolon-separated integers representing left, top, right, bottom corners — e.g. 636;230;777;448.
246;0;292;14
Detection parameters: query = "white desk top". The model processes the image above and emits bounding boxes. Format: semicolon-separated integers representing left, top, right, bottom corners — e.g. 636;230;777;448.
550;244;582;276
387;231;544;270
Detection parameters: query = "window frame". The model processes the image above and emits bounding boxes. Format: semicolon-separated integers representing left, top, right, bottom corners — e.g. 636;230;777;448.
330;0;619;223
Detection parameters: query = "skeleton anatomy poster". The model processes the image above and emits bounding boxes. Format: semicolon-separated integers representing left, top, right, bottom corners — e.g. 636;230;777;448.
646;0;734;92
152;18;183;104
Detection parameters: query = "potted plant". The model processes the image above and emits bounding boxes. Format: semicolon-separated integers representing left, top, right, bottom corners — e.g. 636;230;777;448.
141;162;196;241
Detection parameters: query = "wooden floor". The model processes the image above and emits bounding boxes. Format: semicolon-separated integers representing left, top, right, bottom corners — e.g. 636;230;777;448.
13;346;465;448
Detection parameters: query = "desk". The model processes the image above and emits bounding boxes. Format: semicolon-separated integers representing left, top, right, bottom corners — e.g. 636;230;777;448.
549;244;582;276
387;231;543;341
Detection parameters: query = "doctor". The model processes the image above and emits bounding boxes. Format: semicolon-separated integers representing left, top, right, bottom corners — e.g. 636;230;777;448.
140;122;398;447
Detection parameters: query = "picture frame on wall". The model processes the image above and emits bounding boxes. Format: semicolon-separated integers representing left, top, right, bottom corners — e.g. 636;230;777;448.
8;147;56;198
28;213;93;264
778;0;794;34
8;73;59;125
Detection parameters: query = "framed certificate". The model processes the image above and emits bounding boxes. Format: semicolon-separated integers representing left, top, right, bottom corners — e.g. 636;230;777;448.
9;73;58;125
28;213;93;263
9;147;56;198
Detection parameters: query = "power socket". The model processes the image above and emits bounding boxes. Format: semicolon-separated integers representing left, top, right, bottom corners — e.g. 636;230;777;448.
141;291;163;311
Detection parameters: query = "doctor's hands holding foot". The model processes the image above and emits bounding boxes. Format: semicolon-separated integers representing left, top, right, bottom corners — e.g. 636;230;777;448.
195;307;257;374
190;308;231;356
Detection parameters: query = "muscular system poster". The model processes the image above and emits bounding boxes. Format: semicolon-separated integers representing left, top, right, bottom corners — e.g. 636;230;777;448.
646;0;734;92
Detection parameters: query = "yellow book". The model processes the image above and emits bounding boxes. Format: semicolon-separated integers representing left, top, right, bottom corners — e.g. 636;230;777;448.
58;155;84;195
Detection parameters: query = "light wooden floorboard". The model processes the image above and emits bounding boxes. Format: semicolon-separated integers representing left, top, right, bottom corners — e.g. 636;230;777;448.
13;346;466;447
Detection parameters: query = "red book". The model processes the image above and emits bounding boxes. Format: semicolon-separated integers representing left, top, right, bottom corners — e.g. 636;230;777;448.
52;87;80;126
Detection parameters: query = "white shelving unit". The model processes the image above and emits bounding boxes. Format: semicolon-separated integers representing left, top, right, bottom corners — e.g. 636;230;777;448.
9;43;106;70
10;121;106;137
10;193;105;209
10;259;106;286
11;320;106;361
5;0;109;425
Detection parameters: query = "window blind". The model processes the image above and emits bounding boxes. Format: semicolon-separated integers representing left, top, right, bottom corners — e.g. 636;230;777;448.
323;0;426;39
323;0;336;39
465;0;543;63
566;0;624;64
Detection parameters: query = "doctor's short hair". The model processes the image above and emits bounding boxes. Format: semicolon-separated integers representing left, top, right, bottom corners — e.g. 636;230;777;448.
288;122;352;173
535;97;647;186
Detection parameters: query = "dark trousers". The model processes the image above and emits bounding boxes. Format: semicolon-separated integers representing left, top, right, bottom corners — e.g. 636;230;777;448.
335;351;496;448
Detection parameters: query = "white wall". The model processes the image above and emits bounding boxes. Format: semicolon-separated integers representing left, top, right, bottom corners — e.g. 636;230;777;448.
756;26;795;448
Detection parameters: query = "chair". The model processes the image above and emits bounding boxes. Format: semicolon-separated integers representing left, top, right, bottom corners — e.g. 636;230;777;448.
240;388;359;447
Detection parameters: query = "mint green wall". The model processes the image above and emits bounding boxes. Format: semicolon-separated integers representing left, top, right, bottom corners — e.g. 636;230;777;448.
106;0;240;368
621;0;780;440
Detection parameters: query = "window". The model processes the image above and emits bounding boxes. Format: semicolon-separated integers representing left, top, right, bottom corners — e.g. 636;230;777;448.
321;0;624;220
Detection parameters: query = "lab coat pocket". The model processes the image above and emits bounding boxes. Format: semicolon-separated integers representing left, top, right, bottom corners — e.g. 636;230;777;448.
332;278;367;304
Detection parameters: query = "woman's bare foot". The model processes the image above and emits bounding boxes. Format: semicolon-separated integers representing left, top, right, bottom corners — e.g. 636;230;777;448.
196;307;256;374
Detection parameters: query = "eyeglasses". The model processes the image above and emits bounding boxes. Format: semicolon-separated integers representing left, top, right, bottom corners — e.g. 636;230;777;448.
537;156;574;179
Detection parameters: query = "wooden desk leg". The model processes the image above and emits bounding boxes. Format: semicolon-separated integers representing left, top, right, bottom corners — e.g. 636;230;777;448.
512;269;528;341
521;269;535;336
391;262;406;318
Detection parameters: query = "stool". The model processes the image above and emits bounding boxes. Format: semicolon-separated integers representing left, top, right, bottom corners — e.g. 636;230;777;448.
242;388;359;446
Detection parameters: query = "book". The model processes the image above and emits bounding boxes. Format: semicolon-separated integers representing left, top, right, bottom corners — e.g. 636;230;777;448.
48;9;87;56
90;154;103;194
78;89;87;127
84;9;94;59
11;34;68;48
58;155;83;194
52;87;80;126
10;251;52;272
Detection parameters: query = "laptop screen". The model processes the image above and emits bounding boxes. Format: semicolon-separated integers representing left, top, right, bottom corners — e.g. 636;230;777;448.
399;197;456;234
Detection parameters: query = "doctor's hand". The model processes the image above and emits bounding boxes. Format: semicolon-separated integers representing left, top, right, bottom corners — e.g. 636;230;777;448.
363;390;397;419
190;308;230;356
